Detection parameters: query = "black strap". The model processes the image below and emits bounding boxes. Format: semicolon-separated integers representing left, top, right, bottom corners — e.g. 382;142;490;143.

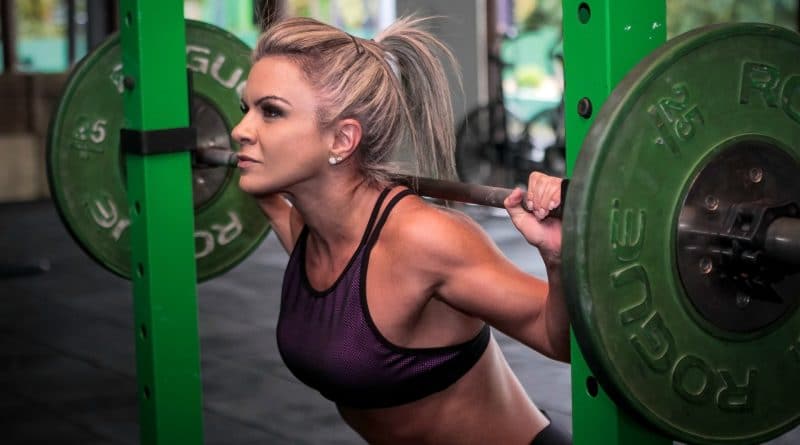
365;188;415;247
362;187;394;243
120;127;196;155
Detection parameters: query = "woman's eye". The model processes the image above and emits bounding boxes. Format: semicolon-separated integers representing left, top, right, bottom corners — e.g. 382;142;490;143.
261;105;284;118
239;100;249;115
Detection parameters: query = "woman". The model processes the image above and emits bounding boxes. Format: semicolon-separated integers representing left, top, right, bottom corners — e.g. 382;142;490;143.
232;16;570;445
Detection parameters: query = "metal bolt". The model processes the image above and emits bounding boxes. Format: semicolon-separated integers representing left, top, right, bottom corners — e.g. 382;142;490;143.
577;97;593;119
736;293;751;308
699;257;713;275
123;76;136;91
704;195;719;212
748;167;763;184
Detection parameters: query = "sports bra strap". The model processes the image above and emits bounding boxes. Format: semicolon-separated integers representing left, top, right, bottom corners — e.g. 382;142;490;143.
295;186;395;253
365;188;415;247
362;187;394;242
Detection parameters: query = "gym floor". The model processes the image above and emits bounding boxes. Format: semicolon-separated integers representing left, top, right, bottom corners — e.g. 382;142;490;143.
0;200;797;445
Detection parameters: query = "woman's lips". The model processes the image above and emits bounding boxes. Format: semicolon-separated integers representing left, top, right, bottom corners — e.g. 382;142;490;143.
237;154;259;168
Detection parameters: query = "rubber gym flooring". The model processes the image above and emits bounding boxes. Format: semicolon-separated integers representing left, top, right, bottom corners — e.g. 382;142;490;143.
1;200;797;444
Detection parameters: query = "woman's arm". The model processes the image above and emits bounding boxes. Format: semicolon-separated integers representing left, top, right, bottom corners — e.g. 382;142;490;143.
402;203;569;362
504;172;568;360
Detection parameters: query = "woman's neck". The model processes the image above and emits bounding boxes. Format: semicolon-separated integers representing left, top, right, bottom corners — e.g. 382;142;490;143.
289;175;382;254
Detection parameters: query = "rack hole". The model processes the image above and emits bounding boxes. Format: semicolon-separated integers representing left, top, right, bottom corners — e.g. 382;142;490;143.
586;376;599;397
578;3;591;24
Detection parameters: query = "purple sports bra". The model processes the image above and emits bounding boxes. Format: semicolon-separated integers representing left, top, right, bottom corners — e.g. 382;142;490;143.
276;187;491;409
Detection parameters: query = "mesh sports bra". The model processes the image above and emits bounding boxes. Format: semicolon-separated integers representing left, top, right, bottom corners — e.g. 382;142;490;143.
277;188;490;409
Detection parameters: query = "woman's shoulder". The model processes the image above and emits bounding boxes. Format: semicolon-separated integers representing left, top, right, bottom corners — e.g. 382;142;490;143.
382;192;497;264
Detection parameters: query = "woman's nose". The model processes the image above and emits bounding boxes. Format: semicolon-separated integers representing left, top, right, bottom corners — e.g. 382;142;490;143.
231;118;252;146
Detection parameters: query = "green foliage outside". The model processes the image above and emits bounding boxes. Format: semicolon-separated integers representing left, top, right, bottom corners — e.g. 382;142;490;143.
286;0;332;21
17;0;66;38
286;0;381;37
506;0;797;93
516;0;562;32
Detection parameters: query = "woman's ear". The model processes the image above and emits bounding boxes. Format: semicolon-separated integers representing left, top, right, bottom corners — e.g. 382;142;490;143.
330;118;362;162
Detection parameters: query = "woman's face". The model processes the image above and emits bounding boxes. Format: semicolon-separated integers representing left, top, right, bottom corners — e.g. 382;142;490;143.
232;55;332;196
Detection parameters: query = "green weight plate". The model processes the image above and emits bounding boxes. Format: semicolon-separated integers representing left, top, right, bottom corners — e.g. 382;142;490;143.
47;20;270;282
563;23;800;444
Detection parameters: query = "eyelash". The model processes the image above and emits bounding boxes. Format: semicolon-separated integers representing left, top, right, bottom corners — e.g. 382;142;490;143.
239;101;283;119
260;104;284;119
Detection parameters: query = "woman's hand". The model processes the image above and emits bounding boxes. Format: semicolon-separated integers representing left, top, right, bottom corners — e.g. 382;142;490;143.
503;172;563;260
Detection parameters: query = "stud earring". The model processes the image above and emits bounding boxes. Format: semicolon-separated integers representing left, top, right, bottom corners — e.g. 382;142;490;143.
328;155;343;165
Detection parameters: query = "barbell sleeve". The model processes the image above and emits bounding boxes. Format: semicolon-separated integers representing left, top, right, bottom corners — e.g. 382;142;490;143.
194;147;240;167
764;217;800;266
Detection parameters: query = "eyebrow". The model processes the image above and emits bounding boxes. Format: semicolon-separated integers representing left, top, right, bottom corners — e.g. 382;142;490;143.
254;95;292;107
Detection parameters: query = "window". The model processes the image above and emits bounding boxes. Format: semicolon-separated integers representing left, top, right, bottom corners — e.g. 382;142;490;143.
285;0;396;38
185;0;261;47
16;0;88;72
183;0;396;48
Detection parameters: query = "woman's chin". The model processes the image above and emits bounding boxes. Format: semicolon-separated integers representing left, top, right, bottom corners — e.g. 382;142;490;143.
237;178;261;195
238;178;278;196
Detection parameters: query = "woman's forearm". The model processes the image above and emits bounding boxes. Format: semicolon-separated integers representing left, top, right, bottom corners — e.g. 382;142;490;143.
543;256;571;363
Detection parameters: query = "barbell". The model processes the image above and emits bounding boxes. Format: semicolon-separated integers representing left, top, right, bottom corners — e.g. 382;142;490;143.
46;20;800;444
192;145;549;212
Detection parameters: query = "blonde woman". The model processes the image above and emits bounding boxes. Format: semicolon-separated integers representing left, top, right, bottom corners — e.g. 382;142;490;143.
232;16;571;445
